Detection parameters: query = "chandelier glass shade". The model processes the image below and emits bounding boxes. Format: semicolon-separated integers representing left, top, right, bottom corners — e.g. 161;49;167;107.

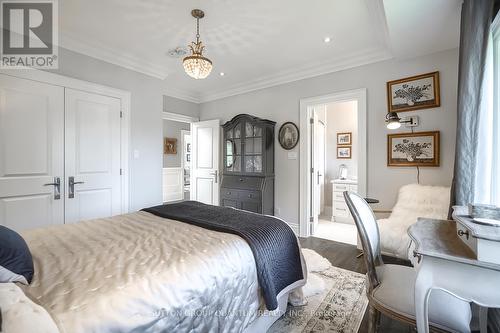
183;9;213;79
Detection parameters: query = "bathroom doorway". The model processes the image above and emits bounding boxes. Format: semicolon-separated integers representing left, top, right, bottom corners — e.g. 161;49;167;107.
299;89;367;241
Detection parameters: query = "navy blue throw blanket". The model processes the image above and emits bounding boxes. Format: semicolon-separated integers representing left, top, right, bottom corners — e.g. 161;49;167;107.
142;201;304;310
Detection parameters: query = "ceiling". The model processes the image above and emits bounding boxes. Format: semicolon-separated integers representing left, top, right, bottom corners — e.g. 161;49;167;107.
60;0;461;103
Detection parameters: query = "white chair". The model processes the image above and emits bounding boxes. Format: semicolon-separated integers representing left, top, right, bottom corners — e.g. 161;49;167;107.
377;184;450;259
344;191;472;333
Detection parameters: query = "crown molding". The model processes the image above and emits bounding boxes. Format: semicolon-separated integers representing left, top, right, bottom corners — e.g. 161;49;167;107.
363;0;393;52
198;47;392;103
163;86;201;104
60;32;170;80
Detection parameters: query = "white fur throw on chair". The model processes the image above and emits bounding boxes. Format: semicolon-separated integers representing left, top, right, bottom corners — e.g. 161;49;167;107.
378;183;451;259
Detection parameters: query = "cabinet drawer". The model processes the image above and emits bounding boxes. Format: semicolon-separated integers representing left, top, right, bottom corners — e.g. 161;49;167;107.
239;190;261;202
334;202;350;218
221;188;239;200
333;191;345;202
349;185;358;192
241;201;261;213
221;176;263;190
222;198;239;209
334;184;349;192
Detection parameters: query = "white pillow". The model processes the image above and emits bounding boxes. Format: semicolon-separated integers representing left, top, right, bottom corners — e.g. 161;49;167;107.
0;283;59;333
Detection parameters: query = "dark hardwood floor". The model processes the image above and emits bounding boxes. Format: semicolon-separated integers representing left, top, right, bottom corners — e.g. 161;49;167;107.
299;237;413;333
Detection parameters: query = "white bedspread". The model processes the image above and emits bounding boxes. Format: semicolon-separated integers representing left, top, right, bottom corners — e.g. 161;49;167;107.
20;211;268;333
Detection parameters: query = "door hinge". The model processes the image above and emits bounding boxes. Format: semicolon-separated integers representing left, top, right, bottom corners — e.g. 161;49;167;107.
120;111;123;118
119;168;122;175
310;118;314;124
310;167;314;173
309;216;314;222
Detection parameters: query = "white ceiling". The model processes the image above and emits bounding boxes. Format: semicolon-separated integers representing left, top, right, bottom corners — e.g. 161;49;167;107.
59;0;461;103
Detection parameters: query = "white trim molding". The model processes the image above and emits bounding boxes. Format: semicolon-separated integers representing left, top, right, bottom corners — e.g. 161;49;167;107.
299;88;367;237
0;68;131;214
162;111;199;123
61;32;170;79
199;47;390;103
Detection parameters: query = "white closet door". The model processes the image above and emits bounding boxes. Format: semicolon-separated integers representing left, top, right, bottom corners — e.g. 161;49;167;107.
0;74;64;231
64;89;122;223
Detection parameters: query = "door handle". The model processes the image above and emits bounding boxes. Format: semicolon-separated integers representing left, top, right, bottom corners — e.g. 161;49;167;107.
209;170;218;184
317;172;323;185
68;176;85;199
43;177;61;200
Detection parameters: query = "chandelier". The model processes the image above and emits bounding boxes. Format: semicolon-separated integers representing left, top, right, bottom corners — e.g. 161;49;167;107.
183;9;213;79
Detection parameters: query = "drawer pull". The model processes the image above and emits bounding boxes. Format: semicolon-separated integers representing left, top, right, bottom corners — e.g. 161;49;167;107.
336;208;346;211
458;229;470;240
239;178;244;182
248;194;253;198
226;192;231;195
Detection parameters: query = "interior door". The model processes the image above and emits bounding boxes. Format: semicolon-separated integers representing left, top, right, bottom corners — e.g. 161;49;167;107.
0;75;64;231
190;119;220;205
310;108;320;235
64;88;122;223
316;119;326;216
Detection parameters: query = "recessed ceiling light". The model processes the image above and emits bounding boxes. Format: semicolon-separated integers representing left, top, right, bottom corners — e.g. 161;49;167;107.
220;72;225;76
324;37;331;43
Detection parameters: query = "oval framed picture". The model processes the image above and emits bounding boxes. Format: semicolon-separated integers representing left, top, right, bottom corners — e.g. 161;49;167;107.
278;122;299;150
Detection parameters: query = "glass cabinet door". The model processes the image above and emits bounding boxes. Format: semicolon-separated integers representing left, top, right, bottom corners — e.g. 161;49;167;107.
225;124;241;172
244;121;263;173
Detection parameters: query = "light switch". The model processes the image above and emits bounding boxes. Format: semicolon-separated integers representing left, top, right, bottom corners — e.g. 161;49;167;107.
287;151;298;160
133;150;140;159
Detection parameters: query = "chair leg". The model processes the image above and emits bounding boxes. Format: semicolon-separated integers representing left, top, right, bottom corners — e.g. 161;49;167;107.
368;306;380;333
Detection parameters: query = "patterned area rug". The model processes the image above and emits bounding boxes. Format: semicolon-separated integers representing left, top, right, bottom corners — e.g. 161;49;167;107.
269;257;368;332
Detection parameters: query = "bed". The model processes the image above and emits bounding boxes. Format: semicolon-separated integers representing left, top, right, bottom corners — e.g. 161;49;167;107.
3;202;306;333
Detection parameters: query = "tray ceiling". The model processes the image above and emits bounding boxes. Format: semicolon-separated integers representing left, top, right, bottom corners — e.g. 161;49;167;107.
59;0;461;103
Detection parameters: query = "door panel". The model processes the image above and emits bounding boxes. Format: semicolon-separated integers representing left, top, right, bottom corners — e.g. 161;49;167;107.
0;75;64;231
196;177;214;204
191;120;220;205
64;89;121;223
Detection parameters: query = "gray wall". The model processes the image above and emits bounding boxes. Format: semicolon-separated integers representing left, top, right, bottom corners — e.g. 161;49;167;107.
200;48;459;226
49;47;200;211
163;120;190;168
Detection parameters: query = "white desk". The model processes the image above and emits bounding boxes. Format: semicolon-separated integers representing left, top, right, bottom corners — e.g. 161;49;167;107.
408;217;500;333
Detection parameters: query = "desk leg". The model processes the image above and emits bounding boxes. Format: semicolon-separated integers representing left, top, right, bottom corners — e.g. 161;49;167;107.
415;263;432;333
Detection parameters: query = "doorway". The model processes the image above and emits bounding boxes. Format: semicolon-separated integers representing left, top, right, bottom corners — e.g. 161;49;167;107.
299;89;367;240
161;112;197;203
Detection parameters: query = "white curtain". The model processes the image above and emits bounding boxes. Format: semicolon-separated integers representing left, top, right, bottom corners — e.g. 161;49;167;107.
474;28;500;206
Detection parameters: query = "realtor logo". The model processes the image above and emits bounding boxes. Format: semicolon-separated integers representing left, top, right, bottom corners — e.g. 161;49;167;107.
1;0;58;68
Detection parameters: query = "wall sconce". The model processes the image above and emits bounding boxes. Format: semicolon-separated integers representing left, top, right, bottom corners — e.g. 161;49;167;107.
385;112;419;130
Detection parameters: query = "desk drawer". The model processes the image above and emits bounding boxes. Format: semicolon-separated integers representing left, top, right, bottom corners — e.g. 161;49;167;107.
239;190;261;202
221;188;239;200
456;221;477;255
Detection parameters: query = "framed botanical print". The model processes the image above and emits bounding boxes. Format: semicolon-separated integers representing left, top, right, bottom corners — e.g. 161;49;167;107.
387;72;440;113
164;137;177;154
337;146;351;159
337;132;352;146
387;131;440;167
